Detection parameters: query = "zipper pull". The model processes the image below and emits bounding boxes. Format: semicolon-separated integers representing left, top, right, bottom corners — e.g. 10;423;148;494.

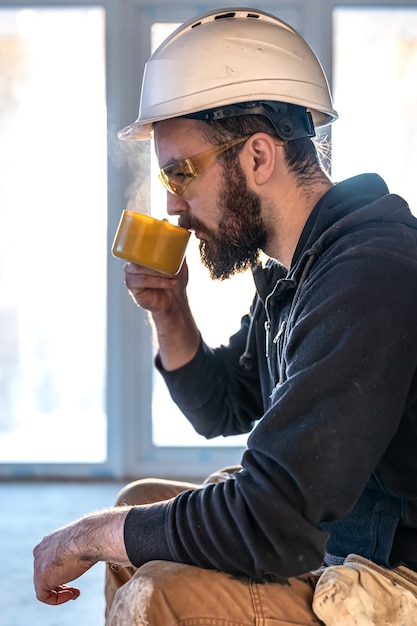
264;320;270;358
273;320;286;344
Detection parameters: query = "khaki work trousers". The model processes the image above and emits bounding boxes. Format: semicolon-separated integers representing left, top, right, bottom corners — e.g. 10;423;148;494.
105;472;417;626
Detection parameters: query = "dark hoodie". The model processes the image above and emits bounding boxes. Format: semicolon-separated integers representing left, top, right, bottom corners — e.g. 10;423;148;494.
124;174;417;579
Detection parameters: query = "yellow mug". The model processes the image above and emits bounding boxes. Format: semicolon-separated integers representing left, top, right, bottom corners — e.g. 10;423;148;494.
112;210;191;275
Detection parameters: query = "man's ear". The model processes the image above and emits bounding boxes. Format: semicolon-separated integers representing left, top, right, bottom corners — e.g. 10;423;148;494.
242;133;281;185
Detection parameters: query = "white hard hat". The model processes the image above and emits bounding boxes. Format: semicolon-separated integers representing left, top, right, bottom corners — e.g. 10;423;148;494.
119;7;338;141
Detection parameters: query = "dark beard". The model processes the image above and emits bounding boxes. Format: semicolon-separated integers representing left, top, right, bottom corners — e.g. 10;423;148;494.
179;163;267;280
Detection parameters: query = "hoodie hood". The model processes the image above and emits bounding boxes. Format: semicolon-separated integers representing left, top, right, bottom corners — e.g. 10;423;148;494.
253;174;397;299
292;173;416;273
292;174;389;266
248;173;414;368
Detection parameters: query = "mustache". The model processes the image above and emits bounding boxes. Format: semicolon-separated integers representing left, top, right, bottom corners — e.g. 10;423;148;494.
178;214;207;233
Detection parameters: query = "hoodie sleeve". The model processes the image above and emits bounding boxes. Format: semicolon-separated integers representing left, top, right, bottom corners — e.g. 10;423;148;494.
155;300;265;439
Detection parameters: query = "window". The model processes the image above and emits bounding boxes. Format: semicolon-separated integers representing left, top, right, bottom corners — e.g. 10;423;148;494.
149;23;254;448
332;6;417;214
0;6;107;466
129;1;417;475
118;3;309;477
1;0;416;478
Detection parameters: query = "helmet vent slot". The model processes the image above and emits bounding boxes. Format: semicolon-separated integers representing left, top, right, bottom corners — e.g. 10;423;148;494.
215;13;236;20
192;11;261;29
214;12;260;21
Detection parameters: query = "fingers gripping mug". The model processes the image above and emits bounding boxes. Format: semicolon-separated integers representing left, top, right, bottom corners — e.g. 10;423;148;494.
112;210;191;275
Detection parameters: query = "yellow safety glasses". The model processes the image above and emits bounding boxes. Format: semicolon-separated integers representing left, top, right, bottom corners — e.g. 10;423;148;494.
158;136;250;197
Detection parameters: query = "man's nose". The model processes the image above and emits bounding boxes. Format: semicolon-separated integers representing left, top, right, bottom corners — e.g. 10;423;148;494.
166;192;189;216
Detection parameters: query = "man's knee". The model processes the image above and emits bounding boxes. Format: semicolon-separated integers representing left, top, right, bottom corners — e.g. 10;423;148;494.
115;477;200;507
114;468;241;507
115;478;163;507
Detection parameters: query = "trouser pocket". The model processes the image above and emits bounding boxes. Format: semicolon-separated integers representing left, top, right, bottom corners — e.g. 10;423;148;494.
312;553;417;625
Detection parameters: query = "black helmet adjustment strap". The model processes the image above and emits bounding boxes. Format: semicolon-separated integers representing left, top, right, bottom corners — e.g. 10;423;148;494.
182;101;315;141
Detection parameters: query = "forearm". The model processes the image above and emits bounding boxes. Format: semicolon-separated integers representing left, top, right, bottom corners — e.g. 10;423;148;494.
67;506;131;565
124;260;200;370
34;506;131;605
156;320;263;438
152;296;201;371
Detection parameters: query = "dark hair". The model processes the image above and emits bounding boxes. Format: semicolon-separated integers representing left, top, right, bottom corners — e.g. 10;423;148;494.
198;113;329;186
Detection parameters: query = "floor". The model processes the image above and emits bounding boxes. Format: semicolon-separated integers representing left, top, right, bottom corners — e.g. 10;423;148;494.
0;481;125;626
